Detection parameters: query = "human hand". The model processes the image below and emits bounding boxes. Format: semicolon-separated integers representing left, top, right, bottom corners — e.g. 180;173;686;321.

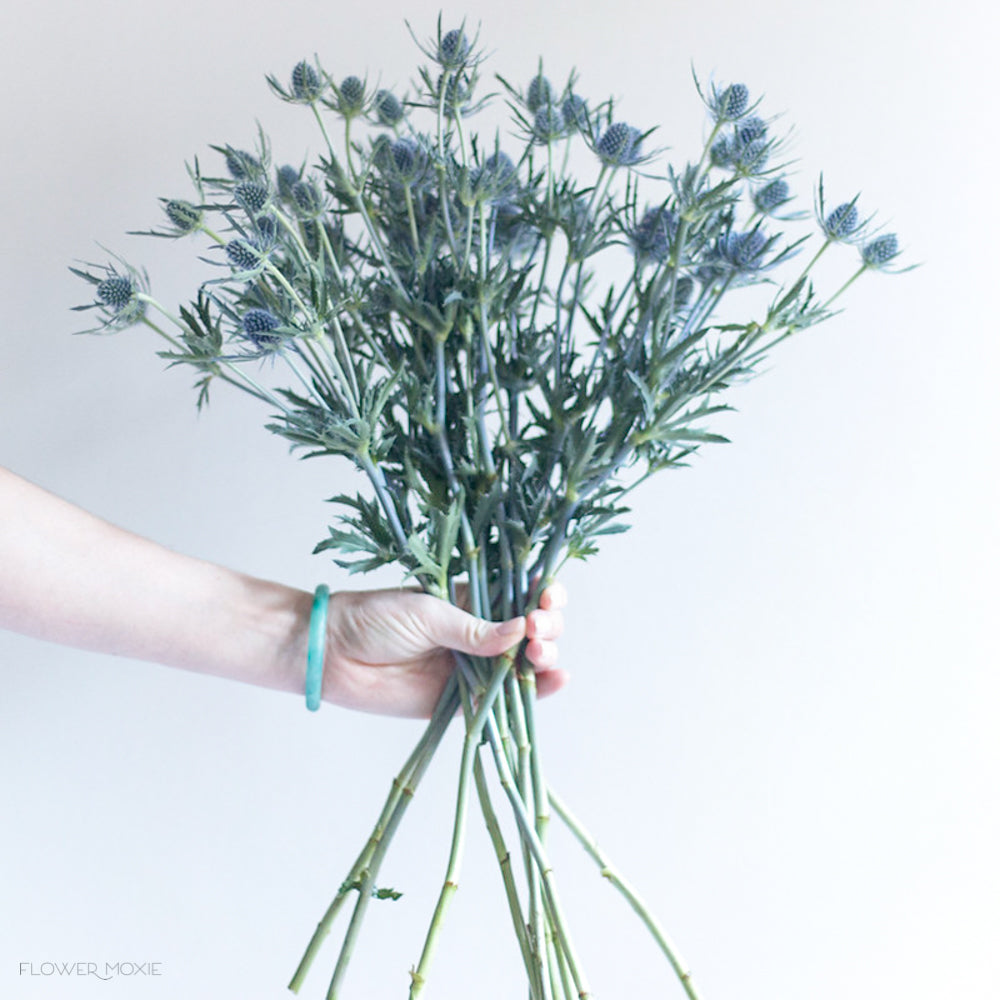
320;584;568;718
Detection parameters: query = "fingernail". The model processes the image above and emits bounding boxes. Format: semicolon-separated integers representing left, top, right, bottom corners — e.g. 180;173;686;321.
497;616;525;637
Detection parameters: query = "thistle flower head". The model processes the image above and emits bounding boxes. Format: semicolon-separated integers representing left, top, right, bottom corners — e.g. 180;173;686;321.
234;180;271;216
631;205;679;263
472;150;519;205
225;148;263;180
291;60;323;102
823;201;860;239
736;116;767;144
292;178;324;218
733;138;770;176
526;73;554;113
532;104;565;143
861;233;900;268
70;258;149;333
710;82;750;122
438;28;471;69
163;199;202;234
374;89;404;126
596;122;643;167
240;308;282;348
97;275;137;311
276;164;301;200
225;237;265;272
254;214;279;244
337;76;366;116
753;178;791;215
712;118;771;176
561;93;588;134
710;136;733;168
382;137;426;183
717;229;770;273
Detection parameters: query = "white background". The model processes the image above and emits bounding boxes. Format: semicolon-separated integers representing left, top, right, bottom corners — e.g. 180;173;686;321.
2;0;997;998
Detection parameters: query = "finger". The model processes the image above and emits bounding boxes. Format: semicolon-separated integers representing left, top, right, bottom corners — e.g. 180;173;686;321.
538;581;568;611
420;597;526;657
526;608;564;641
535;668;570;699
525;637;558;670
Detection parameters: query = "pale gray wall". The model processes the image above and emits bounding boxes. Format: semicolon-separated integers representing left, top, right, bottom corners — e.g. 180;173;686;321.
2;1;998;998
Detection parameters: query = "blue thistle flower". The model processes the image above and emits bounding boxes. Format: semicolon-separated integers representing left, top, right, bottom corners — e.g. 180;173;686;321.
240;308;282;348
473;151;519;205
561;94;588;134
731;138;770;176
717;229;769;272
713;82;750;121
736;116;767;144
292;179;324;217
532;104;565;143
234;181;271;216
526;73;554;113
596;122;643;167
384;137;425;183
225;237;264;271
391;138;417;173
276;164;301;201
97;275;137;311
753;178;790;215
438;29;470;69
710;137;733;168
163;199;202;234
225;149;262;180
254;214;279;244
631;206;679;263
861;233;899;267
824;202;860;239
714;123;770;175
71;259;149;332
291;60;323;102
374;89;404;126
338;76;366;115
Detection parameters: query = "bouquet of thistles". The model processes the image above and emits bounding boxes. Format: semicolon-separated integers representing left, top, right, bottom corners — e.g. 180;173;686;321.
72;18;903;999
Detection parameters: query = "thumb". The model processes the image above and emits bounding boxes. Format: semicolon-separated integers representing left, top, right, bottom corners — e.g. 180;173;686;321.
422;599;526;657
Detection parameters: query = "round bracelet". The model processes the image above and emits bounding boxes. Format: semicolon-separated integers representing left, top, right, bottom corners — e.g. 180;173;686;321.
305;584;330;712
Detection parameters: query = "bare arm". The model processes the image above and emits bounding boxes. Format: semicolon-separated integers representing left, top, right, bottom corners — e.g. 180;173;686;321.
0;467;566;716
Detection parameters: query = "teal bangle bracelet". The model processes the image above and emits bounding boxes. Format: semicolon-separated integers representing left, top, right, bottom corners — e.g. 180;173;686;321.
305;584;330;712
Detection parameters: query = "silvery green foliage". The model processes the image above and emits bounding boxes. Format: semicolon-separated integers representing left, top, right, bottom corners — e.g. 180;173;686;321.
73;27;904;598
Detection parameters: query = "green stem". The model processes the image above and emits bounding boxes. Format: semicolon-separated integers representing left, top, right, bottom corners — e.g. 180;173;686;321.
288;677;459;994
510;667;551;998
548;788;703;1000
403;184;421;259
472;717;545;1000
483;719;592;1000
435;71;461;263
310;101;409;298
358;454;409;560
409;650;519;998
823;264;866;310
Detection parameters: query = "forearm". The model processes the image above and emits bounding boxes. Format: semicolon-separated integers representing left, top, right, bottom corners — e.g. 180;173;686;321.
0;467;311;695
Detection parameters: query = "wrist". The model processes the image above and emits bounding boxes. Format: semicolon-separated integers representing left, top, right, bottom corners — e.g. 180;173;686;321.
234;576;315;697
